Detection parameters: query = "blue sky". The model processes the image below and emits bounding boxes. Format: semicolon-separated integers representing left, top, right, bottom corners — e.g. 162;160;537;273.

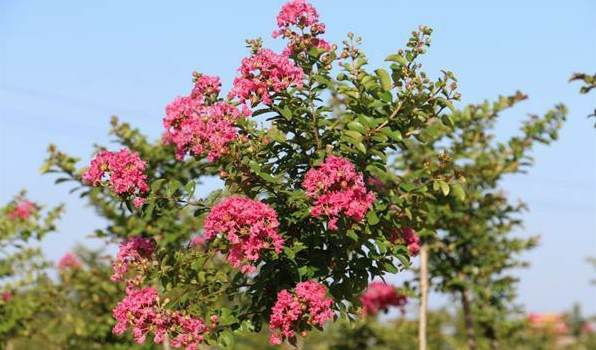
1;1;594;314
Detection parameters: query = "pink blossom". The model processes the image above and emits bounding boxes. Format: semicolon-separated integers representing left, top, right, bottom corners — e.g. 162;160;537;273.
132;197;146;208
269;280;333;345
204;196;283;274
113;287;208;349
112;287;165;344
57;252;81;270
190;74;221;100
111;236;155;282
190;235;207;248
275;0;320;30
229;49;304;106
163;101;249;162
360;282;407;316
527;313;569;335
303;156;376;230
7;200;36;220
295;280;334;327
170;313;208;350
273;0;332;54
2;291;11;302
315;38;332;51
82;149;149;204
391;227;421;256
163;96;204;131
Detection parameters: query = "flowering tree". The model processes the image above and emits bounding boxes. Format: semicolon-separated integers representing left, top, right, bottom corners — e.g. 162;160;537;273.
7;246;152;350
396;93;567;349
43;0;461;348
0;193;63;346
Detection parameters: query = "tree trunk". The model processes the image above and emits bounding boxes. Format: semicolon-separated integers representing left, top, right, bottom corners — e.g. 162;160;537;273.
163;334;172;350
483;324;499;350
488;336;499;350
418;244;429;350
460;288;477;350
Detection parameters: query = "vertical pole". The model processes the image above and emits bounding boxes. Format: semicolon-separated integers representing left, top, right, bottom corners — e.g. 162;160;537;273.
461;288;477;350
419;244;429;350
163;334;172;350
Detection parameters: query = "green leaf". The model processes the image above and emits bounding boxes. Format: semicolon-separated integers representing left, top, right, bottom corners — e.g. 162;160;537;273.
219;307;237;326
385;54;407;65
361;75;378;90
438;180;450;196
344;130;363;141
441;114;455;128
396;254;410;268
280;105;292;120
268;126;286;142
371;133;388;143
355;142;367;154
248;160;261;173
354;57;367;69
358;114;376;128
151;179;167;192
258;172;277;183
451;182;466;201
367;210;379;225
383;261;398;273
347;121;367;133
346;229;359;241
184;181;196;195
382;129;402;142
219;329;235;349
400;182;416;192
167;179;182;196
375;68;392;91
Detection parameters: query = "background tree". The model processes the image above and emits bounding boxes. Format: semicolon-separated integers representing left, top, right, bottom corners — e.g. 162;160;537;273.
0;192;63;348
8;246;152;350
395;93;567;349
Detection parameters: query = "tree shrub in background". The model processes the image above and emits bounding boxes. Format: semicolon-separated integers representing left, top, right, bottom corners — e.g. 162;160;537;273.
396;93;567;349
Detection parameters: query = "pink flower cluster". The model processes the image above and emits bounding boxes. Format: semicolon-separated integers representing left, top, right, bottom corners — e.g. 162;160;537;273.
113;287;208;349
190;235;207;248
303;156;376;230
113;287;164;344
82;149;149;207
111;236;155;282
229;49;304;106
275;0;319;29
269;280;334;345
360;282;407;316
273;0;331;53
169;313;208;350
204;196;283;274
528;313;569;335
391;227;421;256
2;291;11;302
190;74;221;100
57;252;81;270
163;100;249;162
7;200;36;220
